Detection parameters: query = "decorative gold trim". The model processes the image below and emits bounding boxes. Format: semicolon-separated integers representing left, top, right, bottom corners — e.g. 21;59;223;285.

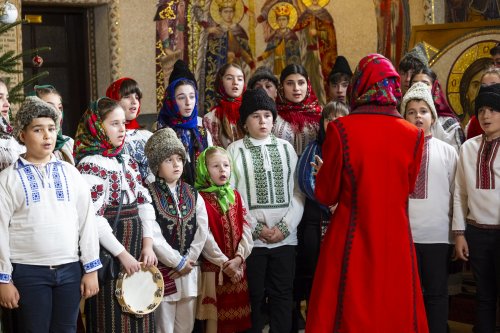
429;29;499;66
22;0;121;81
88;8;97;100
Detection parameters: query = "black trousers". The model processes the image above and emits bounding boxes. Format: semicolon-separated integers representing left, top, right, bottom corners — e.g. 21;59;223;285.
466;225;500;333
414;243;451;333
245;245;296;333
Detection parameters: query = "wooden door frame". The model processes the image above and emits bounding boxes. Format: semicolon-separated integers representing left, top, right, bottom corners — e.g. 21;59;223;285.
21;0;121;100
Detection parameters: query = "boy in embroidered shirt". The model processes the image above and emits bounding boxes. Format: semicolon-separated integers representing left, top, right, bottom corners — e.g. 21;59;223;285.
227;88;305;333
145;128;218;333
401;83;458;333
0;96;101;332
453;83;500;333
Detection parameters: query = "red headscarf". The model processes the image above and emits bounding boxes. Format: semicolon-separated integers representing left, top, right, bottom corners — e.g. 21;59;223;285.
106;77;141;130
213;79;244;125
276;79;322;131
431;79;459;119
349;53;401;111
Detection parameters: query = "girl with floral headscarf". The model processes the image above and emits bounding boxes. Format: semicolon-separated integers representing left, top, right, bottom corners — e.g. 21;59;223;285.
74;97;158;333
306;54;429;332
203;63;246;148
106;77;153;183
158;60;212;185
194;146;253;333
273;64;322;156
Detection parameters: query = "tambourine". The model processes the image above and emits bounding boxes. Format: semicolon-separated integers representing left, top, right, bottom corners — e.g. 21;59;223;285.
115;265;164;317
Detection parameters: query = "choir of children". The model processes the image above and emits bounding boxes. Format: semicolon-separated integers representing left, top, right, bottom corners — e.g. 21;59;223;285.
0;49;498;333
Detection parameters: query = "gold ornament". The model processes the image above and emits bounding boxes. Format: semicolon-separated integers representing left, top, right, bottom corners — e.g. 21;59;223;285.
268;2;297;30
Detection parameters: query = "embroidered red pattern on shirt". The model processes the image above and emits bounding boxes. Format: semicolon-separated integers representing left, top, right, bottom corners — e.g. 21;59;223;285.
410;136;431;199
476;139;499;189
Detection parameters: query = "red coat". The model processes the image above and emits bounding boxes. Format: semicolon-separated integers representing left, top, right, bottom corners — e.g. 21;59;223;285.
306;106;428;333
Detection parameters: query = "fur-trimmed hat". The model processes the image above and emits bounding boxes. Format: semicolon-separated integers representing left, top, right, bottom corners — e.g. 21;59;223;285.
145;127;186;176
247;66;279;89
401;82;438;121
238;88;277;127
13;96;59;145
328;56;353;81
168;60;197;88
401;43;429;69
475;83;500;116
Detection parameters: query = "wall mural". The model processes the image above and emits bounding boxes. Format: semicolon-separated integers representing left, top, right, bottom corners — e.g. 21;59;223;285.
155;0;409;112
445;0;499;22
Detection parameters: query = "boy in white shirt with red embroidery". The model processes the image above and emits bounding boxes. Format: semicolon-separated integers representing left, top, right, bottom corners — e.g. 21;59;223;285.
453;83;500;333
0;97;101;332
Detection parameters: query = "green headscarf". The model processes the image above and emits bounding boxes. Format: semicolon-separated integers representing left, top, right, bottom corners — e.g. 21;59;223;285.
194;147;235;213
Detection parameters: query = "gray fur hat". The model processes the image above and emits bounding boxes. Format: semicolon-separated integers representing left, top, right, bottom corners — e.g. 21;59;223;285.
145;127;186;176
248;66;279;90
13;96;59;145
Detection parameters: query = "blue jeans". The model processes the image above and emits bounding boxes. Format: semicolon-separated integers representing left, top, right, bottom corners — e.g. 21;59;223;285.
12;262;82;333
466;225;500;333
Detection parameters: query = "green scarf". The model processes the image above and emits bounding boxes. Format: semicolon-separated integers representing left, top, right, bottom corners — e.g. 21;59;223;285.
194;147;235;213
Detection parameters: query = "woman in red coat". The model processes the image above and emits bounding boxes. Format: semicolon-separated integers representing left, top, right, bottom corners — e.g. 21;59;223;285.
306;54;429;333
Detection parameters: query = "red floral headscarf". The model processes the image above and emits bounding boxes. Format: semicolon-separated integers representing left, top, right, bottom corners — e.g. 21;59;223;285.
106;77;141;130
349;53;401;111
74;98;125;164
276;79;322;131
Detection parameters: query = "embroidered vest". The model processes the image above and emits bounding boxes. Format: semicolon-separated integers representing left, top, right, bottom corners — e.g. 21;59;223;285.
148;180;198;255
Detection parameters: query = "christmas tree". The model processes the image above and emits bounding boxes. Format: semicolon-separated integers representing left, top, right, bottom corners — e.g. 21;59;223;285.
0;20;50;104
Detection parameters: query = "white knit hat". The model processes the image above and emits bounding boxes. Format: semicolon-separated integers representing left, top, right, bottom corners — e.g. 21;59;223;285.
400;82;437;122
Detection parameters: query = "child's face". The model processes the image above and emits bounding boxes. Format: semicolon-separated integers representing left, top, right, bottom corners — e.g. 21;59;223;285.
222;66;244;98
283;74;307;103
102;106;126;147
40;92;63;126
245;110;274;140
328;80;349;103
253;79;277;101
206;150;231;186
0;83;10;121
405;100;434;136
399;69;414;93
20;117;57;163
481;73;500;86
411;74;433;88
175;84;196;117
119;92;140;121
158;154;184;186
478;106;500;140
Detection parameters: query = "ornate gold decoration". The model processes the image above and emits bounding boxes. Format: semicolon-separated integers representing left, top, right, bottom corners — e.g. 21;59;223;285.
210;0;244;25
268;2;297;30
300;0;329;9
447;40;496;118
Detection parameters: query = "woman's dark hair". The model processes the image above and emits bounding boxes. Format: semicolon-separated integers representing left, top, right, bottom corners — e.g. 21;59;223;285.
410;67;437;85
173;79;197;93
280;64;308;83
119;78;143;100
97;97;120;120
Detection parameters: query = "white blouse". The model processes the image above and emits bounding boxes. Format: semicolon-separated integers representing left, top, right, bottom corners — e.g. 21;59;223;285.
77;154;156;256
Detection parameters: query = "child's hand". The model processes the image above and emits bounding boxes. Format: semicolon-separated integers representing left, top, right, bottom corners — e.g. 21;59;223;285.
80;271;99;299
223;257;243;278
117;250;142;276
140;247;158;267
311;155;323;176
259;225;274;243
230;269;243;284
454;235;469;261
0;282;19;309
169;260;195;279
266;227;285;244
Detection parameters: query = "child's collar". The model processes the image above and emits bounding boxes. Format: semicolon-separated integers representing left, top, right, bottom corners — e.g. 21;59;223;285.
15;154;60;170
243;134;277;148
